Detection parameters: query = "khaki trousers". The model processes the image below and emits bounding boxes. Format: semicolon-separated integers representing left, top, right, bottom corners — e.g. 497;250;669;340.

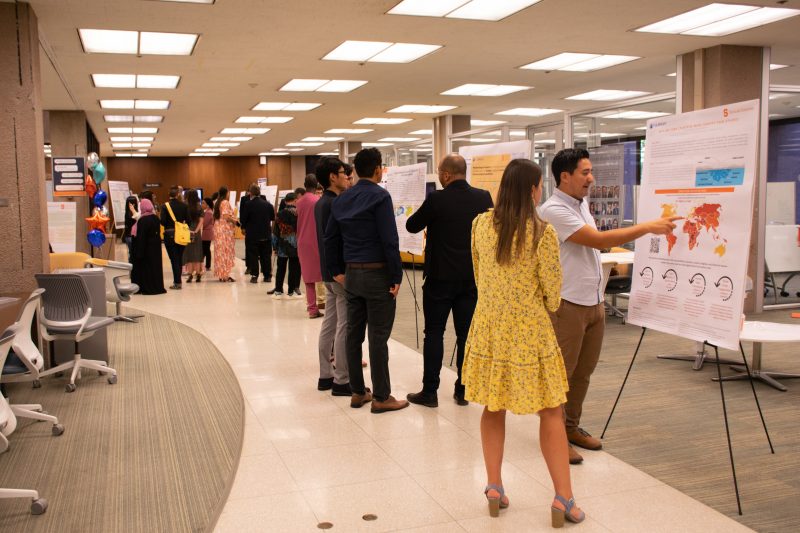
550;300;605;431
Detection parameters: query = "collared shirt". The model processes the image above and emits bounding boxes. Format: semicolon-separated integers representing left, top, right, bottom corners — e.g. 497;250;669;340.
324;179;402;284
538;188;603;306
314;189;337;282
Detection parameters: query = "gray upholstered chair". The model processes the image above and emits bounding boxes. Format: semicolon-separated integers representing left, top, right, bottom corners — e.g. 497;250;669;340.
34;274;118;393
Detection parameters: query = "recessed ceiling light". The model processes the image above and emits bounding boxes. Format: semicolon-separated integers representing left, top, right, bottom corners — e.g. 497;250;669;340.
302;137;343;142
510;131;526;137
196;148;228;152
387;105;458;113
441;84;531;96
261;152;290;156
134;116;164;123
770;64;789;70
325;128;374;134
283;148;304;152
471;119;507;126
354;118;413;125
131;153;148;157
566;90;651;101
139;31;199;55
108;127;159;134
665;72;677;77
115;153;133;157
92;74;136;88
634;126;648;130
287;142;324;147
409;129;433;135
280;79;368;93
103;100;170;110
635;4;800;37
220;128;270;134
279;79;328;91
202;143;222;147
388;0;542;21
379;137;420;142
520;52;639;72
251;102;321;111
317;152;341;156
495;108;562;117
601;110;670;119
100;100;134;109
135;100;170;109
362;142;393;147
235;116;294;124
110;136;154;142
323;40;441;63
104;115;134;122
79;29;198;55
137;74;181;89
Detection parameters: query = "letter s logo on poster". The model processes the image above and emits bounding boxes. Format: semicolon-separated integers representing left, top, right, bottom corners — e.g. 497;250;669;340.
723;108;729;118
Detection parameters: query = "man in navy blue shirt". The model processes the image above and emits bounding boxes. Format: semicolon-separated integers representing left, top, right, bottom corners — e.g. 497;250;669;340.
324;148;409;414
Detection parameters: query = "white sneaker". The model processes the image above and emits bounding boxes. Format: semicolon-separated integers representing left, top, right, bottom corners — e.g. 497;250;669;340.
271;291;284;300
287;291;303;299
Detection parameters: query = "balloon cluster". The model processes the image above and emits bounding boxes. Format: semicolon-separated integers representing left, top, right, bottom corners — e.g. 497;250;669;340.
85;152;109;248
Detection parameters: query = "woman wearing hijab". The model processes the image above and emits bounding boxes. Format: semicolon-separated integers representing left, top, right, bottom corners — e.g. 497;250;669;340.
131;198;166;295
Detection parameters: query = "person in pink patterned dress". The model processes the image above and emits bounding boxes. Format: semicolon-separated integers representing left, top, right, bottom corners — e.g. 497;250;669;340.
213;186;237;282
296;175;323;318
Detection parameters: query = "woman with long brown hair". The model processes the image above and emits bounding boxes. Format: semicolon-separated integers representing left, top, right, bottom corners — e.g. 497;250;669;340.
462;159;584;527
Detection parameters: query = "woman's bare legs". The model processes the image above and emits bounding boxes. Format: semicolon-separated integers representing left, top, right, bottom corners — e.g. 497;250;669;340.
538;405;582;519
480;407;509;504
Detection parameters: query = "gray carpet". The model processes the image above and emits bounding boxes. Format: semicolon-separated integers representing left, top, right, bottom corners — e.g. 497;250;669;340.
0;311;244;532
392;268;800;533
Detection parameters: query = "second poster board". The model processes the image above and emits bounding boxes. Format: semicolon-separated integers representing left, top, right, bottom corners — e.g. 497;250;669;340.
458;140;532;202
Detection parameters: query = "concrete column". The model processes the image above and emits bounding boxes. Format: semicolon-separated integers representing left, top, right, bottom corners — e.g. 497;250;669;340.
48;111;91;254
0;2;49;292
337;141;362;163
678;44;768;312
433;115;470;168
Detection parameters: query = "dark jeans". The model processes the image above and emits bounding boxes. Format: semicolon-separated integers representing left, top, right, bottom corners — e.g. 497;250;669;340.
163;233;185;285
421;278;478;396
345;266;396;402
202;240;212;270
246;238;272;279
274;256;300;293
125;236;133;263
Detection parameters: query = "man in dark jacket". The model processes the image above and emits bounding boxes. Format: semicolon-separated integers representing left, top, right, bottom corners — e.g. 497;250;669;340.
405;154;493;407
240;184;275;283
160;186;189;290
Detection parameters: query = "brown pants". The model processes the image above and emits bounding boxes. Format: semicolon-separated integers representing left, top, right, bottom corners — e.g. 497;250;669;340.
550;300;605;431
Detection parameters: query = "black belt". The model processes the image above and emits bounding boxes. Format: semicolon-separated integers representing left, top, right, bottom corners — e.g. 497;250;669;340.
347;262;387;269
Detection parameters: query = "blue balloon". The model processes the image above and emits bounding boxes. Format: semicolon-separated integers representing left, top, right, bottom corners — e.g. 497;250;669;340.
93;161;106;184
87;229;106;248
93;190;108;207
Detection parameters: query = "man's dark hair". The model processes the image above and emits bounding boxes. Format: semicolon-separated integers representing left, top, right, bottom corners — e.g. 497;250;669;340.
315;157;344;188
169;186;180;199
249;184;260;196
343;163;353;177
294;187;305;196
354;147;382;179
551;148;590;186
304;174;319;192
285;192;297;203
140;190;154;201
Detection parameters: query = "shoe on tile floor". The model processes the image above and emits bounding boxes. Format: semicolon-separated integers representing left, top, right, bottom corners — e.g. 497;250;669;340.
263;276;272;283
351;388;373;408
453;391;469;406
271;291;284;300
318;302;325;310
250;276;258;284
169;284;182;290
371;395;410;413
331;382;351;396
317;377;333;391
568;445;584;465
567;427;602;450
309;311;324;319
406;391;438;408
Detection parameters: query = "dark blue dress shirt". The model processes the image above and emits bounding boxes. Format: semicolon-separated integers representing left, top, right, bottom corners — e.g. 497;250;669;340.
324;179;402;284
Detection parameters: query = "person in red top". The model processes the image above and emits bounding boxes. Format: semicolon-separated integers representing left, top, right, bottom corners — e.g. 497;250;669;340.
296;175;323;318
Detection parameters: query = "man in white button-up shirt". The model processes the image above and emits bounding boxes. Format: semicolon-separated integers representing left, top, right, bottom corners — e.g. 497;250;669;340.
540;148;678;465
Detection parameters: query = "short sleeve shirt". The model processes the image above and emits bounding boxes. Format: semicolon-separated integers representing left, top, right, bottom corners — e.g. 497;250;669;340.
538;188;603;306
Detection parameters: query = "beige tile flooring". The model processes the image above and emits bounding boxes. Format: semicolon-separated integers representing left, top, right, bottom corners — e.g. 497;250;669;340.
128;258;753;532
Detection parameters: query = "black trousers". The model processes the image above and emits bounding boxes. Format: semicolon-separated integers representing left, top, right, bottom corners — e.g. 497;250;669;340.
274;256;300;293
246;238;272;278
344;266;396;402
202;240;212;270
421;278;478;395
163;233;185;285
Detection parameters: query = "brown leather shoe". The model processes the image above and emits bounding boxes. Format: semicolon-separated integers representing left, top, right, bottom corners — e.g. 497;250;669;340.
568;445;584;465
370;395;410;413
567;428;603;450
350;388;373;408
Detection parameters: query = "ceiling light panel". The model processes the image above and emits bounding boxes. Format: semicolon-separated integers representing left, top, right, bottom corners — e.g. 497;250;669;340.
107;127;159;134
261;152;289;156
323;40;440;63
317;152;340;156
325;128;374;134
362;142;393;147
100;100;169;110
235;116;294;124
635;4;800;37
409;129;433;134
92;74;136;88
445;0;542;21
279;79;368;93
560;55;639;72
471;119;507;126
135;100;170;109
495;108;562;117
370;43;441;63
388;0;467;17
134;116;164;123
79;29;138;54
379;137;420;142
353;118;412;124
520;52;638;72
110;136;154;142
441;84;530;96
770;64;788;70
136;74;181;89
139;31;199;55
104;115;134;122
602;110;670;119
287;142;324;147
566;90;651;101
220;128;270;134
323;40;391;61
100;100;134;109
387;105;457;113
251;102;321;111
302;137;343;142
280;79;329;91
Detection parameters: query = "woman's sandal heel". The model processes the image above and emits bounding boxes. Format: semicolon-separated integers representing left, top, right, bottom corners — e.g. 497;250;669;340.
484;484;509;518
551;494;585;528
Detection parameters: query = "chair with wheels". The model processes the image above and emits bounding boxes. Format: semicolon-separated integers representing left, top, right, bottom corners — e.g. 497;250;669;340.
604;247;632;321
34;274;118;393
85;258;143;322
2;289;49;388
0;329;51;515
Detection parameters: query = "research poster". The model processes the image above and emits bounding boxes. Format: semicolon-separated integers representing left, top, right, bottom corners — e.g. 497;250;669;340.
47;202;77;252
107;180;131;229
459;139;532;187
384;162;426;255
588;144;624;231
627;100;759;350
471;153;511;202
261;184;278;207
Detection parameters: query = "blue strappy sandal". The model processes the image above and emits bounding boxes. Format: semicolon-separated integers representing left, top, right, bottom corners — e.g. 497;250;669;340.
551;494;585;528
484;484;509;517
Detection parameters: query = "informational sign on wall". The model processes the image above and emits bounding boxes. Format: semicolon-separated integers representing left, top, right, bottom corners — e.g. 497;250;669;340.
384;163;426;255
107;180;131;230
47;202;77;252
52;157;85;197
588;144;625;231
627;99;759;350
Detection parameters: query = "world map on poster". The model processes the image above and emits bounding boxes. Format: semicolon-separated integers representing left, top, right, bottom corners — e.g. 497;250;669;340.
661;203;727;257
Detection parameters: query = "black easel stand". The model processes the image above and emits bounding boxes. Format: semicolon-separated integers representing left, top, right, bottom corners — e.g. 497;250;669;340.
601;327;774;516
402;253;421;348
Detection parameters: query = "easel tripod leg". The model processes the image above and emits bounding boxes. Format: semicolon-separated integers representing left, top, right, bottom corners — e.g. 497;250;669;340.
738;343;774;453
602;327;646;439
711;343;743;516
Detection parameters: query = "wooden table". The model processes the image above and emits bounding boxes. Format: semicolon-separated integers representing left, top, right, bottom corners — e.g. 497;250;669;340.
0;292;27;333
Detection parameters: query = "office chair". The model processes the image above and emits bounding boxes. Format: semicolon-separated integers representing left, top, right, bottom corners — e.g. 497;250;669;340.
34;274;118;393
605;247;632;321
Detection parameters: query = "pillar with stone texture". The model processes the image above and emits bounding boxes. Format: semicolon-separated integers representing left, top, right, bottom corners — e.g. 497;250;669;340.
678;44;769;312
0;2;49;292
432;115;471;169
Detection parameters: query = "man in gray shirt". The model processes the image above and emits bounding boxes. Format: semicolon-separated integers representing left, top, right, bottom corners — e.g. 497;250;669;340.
539;148;678;465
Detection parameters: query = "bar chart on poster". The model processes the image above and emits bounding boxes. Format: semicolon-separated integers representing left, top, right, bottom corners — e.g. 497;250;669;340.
627;100;759;350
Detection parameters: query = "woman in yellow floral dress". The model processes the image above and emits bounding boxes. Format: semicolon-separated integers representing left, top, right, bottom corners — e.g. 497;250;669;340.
462;159;584;527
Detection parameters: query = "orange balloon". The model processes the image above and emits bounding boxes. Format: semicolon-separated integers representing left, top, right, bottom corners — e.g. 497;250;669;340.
85;174;97;198
85;211;110;232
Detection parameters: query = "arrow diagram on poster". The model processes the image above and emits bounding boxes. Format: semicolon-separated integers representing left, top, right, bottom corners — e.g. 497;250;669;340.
639;266;654;288
715;275;734;301
690;273;706;297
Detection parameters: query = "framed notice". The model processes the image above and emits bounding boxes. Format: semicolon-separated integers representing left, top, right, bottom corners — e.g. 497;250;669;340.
52;157;85;197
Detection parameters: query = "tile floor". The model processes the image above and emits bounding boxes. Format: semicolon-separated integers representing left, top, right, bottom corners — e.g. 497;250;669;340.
128;259;753;532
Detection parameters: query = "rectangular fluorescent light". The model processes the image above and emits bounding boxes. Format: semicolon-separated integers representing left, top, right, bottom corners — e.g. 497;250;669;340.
602;110;670;119
100;100;134;109
279;79;368;93
110;136;154;142
92;74;136;88
354;118;413;124
196;148;228;152
80;29;198;55
136;74;181;89
635;4;800;37
103;100;170;110
134;115;164;123
104;115;134;122
302;137;343;142
441;83;530;96
252;102;321;111
388;0;542;21
287;142;324;147
139;31;199;55
107;127;159;134
202;143;222;147
235;116;294;124
362;142;393;147
665;72;677;77
379;137;420;142
471;119;507;126
115;153;132;157
495;108;562;117
218;143;239;147
409;129;433;134
387;0;467;17
131;153;148;157
387;105;457;113
323;40;441;63
325;128;374;134
210;136;252;142
566;90;651;101
317;152;340;156
220;128;269;134
261;152;289;156
135;100;170;109
770;64;789;70
520;52;638;72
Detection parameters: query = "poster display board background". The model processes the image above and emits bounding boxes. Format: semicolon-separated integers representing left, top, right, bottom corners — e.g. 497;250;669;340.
588;145;625;231
107;180;131;230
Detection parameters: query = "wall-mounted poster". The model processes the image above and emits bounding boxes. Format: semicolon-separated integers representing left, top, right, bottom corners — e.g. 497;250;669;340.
588;144;624;231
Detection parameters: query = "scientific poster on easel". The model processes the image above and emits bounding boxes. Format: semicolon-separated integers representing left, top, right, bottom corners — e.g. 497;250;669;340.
384;163;426;255
459;140;531;201
261;185;278;207
627;100;759;350
107;180;131;229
